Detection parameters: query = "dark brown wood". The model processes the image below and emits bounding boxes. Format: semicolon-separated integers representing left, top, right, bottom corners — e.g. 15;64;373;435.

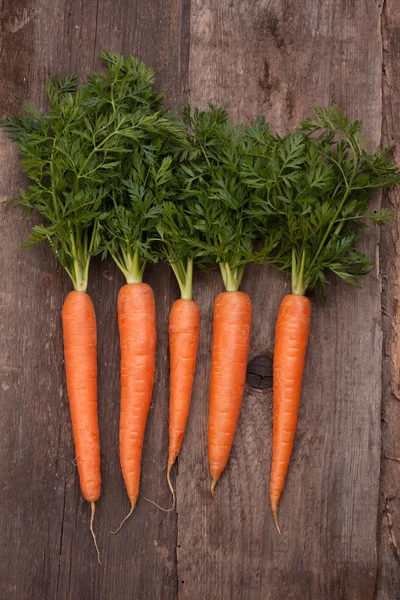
177;2;384;599
0;0;398;598
0;1;188;599
378;2;400;598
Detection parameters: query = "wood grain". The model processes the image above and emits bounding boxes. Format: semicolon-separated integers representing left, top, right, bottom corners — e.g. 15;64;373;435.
0;0;398;598
377;1;400;598
0;1;188;599
177;1;385;598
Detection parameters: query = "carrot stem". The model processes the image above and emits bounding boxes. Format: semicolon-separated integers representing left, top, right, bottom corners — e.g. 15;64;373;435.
291;248;307;295
220;262;244;292
170;258;193;300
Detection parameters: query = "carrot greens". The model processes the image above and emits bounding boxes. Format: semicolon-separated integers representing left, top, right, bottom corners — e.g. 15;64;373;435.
244;106;399;296
0;52;171;292
84;55;186;282
176;104;260;291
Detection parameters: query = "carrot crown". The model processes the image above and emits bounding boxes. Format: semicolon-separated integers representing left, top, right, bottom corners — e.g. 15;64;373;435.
245;106;400;297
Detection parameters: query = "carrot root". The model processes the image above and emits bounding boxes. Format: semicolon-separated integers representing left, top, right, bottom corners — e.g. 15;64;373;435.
270;294;311;531
271;507;281;535
208;292;252;491
111;504;135;534
144;465;176;512
167;465;174;497
62;291;101;503
118;283;156;516
144;495;175;512
90;502;101;564
168;298;200;484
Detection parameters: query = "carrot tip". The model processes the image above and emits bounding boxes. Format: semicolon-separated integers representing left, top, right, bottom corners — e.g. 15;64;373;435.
210;478;218;496
272;509;281;535
90;502;101;564
110;503;135;534
167;465;175;497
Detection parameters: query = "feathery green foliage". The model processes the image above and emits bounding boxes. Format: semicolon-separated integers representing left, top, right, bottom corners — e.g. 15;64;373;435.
1;52;176;291
91;55;187;284
1;52;186;289
244;106;399;296
156;198;199;299
2;74;110;291
172;104;260;292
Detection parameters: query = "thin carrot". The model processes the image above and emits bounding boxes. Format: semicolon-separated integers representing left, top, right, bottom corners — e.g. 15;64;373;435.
270;294;311;533
209;290;252;494
62;291;101;562
153;196;203;507
115;282;156;527
168;297;200;492
242;107;400;532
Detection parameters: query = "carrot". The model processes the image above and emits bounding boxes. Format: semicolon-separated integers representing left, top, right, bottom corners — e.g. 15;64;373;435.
103;121;183;530
0;65;137;561
209;291;252;494
168;298;200;493
62;291;101;562
154;197;203;507
115;282;156;528
242;107;400;532
270;294;311;533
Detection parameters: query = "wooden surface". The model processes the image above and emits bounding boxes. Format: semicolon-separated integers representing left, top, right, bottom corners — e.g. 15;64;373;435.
0;1;398;598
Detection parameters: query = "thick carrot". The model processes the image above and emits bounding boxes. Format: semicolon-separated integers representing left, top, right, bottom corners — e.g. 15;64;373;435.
61;291;101;562
208;291;252;494
270;293;311;533
168;299;200;491
116;282;156;526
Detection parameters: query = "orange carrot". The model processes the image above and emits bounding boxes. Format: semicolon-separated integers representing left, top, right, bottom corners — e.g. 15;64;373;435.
167;298;200;494
116;282;156;527
61;291;101;562
208;291;252;494
270;293;311;533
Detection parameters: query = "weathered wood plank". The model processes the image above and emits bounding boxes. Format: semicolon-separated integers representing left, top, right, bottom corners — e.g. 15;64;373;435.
377;1;400;598
177;1;384;598
0;1;188;598
1;1;396;599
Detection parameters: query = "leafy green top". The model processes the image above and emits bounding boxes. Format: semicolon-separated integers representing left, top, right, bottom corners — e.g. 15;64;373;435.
157;198;200;299
244;106;400;296
90;56;186;285
172;104;259;292
1;52;170;292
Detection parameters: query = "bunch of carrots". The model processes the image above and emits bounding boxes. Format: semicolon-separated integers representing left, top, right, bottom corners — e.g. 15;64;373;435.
2;53;399;561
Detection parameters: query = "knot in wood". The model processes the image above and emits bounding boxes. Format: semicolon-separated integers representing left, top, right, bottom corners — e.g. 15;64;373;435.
246;354;273;389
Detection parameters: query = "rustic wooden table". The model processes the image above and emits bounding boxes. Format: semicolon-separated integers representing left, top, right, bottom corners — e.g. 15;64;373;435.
1;1;400;599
